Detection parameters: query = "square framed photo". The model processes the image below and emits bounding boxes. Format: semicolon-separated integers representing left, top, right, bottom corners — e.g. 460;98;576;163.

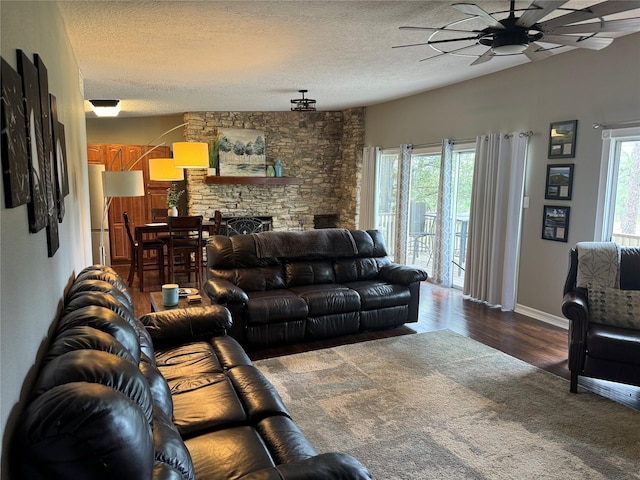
548;120;577;158
545;163;574;200
542;205;570;242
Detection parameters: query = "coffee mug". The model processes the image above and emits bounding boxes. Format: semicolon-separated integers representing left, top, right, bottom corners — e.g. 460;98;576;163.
162;283;179;306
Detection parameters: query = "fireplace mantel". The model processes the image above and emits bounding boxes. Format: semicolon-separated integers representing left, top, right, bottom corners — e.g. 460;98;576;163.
204;176;302;185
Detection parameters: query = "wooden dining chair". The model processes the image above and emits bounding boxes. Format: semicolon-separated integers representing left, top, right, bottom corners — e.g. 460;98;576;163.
123;212;165;292
151;208;168;223
211;210;223;235
167;215;204;289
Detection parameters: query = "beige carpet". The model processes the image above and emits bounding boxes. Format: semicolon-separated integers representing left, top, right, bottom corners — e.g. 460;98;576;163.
254;330;640;479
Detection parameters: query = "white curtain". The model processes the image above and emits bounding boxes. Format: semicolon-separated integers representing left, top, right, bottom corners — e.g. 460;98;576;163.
359;147;379;230
463;132;529;310
432;140;453;286
393;144;412;264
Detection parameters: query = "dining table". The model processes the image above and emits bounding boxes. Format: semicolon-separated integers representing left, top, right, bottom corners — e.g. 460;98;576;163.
134;219;219;289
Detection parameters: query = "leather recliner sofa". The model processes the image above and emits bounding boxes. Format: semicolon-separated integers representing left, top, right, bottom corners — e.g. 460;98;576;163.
562;245;640;393
205;228;429;348
11;265;371;480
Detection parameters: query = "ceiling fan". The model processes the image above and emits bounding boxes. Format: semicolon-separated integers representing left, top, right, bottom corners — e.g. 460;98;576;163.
394;0;640;65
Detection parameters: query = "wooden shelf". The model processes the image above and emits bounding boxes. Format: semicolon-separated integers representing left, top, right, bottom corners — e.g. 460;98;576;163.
204;176;302;185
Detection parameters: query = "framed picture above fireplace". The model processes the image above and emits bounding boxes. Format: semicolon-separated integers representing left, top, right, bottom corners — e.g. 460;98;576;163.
218;128;266;176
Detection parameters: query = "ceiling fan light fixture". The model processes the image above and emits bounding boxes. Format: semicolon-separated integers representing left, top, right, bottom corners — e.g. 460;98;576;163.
491;30;529;55
89;99;121;117
492;43;528;54
290;89;316;112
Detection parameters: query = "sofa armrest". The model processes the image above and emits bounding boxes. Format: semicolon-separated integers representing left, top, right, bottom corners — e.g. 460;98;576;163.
562;290;589;326
139;305;232;348
204;278;249;305
238;453;372;480
379;263;428;285
562;290;590;374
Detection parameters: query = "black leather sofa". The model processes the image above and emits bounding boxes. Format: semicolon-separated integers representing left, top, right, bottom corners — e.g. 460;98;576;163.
205;228;429;348
11;265;371;480
562;246;640;393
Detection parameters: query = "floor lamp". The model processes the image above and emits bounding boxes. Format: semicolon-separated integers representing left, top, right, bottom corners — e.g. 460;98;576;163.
98;123;209;265
100;170;144;265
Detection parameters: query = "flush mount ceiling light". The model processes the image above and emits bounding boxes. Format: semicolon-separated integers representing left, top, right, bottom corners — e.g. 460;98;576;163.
290;90;316;112
89;99;121;117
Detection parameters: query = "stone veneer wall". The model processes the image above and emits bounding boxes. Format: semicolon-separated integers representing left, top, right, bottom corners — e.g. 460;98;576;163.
183;109;365;231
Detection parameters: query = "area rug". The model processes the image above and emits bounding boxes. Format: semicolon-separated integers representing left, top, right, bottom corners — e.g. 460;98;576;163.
254;330;640;479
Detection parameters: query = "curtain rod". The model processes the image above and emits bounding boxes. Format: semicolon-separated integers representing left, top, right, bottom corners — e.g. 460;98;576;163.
592;120;640;130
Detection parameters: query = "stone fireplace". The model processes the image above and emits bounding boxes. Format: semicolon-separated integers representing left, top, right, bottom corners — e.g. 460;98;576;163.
183;110;365;231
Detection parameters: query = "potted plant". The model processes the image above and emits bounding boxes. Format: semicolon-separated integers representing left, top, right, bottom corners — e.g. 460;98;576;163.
166;184;184;217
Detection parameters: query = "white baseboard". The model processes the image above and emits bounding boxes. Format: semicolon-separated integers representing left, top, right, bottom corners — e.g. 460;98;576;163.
515;304;569;330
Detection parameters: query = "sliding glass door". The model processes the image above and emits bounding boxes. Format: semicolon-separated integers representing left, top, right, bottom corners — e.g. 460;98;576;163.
375;149;399;259
374;142;475;287
406;147;441;278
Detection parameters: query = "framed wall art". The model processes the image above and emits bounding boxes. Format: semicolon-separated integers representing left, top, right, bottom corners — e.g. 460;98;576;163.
50;94;67;221
548;119;577;159
218;128;266;176
1;56;30;208
542;205;570;242
545;163;574;200
35;54;60;256
17;49;48;233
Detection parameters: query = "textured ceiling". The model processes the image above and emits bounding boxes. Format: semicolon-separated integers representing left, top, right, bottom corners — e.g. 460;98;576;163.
55;1;638;117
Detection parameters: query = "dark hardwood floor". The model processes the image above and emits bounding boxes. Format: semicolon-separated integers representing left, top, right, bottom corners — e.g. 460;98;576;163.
115;264;640;410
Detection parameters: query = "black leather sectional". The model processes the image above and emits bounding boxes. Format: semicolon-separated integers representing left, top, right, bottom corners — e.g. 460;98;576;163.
11;265;371;479
205;228;428;348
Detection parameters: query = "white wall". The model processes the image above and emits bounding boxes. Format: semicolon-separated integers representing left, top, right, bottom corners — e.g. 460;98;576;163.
0;1;91;473
365;33;640;319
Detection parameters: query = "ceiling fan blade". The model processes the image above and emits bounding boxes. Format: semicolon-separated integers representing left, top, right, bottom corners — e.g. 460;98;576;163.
393;42;441;49
539;0;640;30
399;26;479;34
418;43;479;62
542;34;614;50
522;42;553;61
419;35;482;45
515;1;569;27
545;17;640;34
452;3;505;29
470;49;494;65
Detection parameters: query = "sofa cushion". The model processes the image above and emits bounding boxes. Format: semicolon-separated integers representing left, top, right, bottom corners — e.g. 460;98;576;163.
34;350;154;424
75;266;133;305
246;290;308;324
152;407;195;480
14;383;154;480
184;427;277;480
45;325;137;366
285;260;335;287
344;281;411;309
57;306;141;363
334;258;380;283
289;284;361;316
139;358;174;419
587;323;640;365
588;285;640;329
156;342;247;436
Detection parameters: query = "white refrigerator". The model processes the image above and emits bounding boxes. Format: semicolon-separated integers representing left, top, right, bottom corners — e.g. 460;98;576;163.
88;164;110;265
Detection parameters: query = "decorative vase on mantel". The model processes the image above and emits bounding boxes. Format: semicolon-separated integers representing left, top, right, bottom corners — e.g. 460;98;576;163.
167;206;178;217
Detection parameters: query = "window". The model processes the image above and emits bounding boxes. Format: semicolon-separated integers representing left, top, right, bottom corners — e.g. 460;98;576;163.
596;127;640;245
